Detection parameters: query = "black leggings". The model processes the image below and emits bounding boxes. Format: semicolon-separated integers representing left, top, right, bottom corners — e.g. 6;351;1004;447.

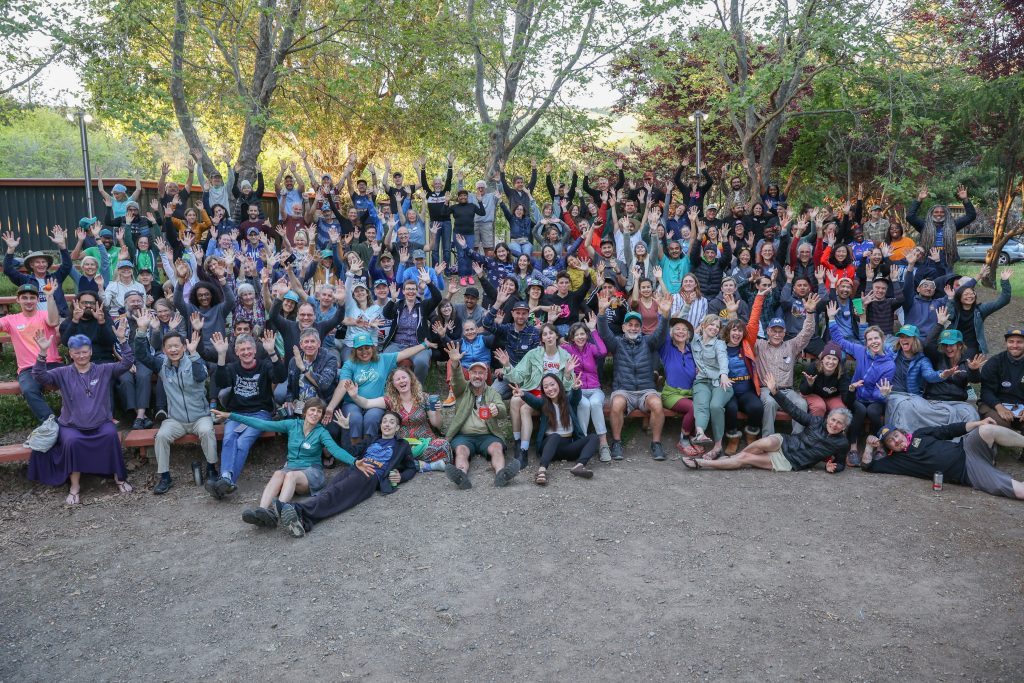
294;467;377;532
724;389;765;434
539;433;598;467
849;400;886;444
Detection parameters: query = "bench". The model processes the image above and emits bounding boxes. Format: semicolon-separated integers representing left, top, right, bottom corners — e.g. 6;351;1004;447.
0;443;30;463
122;422;278;461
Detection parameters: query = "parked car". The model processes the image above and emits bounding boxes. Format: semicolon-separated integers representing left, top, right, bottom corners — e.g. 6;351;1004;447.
957;234;1024;264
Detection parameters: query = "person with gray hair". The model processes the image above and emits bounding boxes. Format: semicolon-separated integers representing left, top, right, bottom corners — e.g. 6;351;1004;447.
467;179;500;253
683;371;851;473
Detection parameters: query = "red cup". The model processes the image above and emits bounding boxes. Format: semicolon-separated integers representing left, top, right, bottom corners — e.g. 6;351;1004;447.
478;406;492;420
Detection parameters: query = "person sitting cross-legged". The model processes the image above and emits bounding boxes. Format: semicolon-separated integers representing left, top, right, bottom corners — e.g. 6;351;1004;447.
683;371;851;474
515;372;598;485
132;310;218;494
274;410;418;538
862;418;1024;500
443;342;520;489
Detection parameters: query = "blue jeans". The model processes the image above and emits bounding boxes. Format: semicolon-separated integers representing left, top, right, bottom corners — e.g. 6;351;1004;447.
221;409;271;482
19;364;60;422
457;234;475;276
383;343;431;384
508;239;532;257
431;220;452;268
342;403;385;440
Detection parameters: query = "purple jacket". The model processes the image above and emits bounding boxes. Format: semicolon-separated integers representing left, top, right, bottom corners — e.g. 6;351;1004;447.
561;330;607;389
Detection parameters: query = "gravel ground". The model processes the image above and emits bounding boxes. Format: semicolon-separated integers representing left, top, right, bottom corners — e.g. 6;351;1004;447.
1;439;1022;682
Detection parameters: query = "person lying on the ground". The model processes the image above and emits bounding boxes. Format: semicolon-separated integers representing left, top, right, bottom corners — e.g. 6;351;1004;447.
217;398;356;529
861;419;1024;500
683;371;851;473
274;410;417;538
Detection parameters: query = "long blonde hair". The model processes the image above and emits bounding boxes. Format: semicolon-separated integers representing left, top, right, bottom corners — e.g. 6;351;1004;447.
383;366;426;411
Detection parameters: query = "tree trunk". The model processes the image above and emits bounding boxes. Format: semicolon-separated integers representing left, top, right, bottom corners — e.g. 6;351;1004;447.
984;176;1024;287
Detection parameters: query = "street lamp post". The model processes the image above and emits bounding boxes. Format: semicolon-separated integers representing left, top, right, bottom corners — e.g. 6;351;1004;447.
688;111;708;173
66;111;94;218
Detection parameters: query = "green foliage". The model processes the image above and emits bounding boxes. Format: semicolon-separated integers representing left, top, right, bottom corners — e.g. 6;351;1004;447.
0;107;148;178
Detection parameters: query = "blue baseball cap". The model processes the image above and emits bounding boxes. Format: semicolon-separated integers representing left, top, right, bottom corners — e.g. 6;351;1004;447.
352;333;375;348
283;290;300;302
623;312;642;324
1006;328;1024;339
768;317;786;329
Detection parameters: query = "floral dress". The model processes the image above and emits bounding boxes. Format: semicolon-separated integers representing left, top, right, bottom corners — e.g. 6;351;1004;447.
386;398;451;463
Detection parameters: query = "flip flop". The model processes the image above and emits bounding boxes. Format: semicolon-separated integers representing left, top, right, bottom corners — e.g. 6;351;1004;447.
681;457;702;470
678;443;705;457
117;480;133;494
65;491;81;505
534;469;548;486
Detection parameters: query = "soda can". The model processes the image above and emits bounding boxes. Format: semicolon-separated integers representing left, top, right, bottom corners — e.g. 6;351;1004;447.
933;471;943;492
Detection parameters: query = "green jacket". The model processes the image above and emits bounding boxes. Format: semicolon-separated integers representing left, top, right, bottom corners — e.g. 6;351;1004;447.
500;346;573;391
229;413;355;468
444;364;507;441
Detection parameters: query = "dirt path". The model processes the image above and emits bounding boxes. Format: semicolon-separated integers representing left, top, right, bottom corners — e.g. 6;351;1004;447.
1;442;1022;681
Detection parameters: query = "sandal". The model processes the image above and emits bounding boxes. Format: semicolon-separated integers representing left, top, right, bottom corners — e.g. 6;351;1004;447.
65;490;81;505
117;480;133;494
702;447;723;461
534;469;548;486
691;434;715;450
681;457;702;470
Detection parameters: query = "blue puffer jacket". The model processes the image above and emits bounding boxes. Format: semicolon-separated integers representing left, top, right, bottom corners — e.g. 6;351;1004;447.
829;321;895;404
893;351;944;395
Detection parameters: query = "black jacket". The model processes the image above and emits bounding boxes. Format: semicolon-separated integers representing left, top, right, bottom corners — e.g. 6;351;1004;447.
979;350;1024;408
774;390;849;471
863;422;970;484
599;314;667;392
380;281;442;348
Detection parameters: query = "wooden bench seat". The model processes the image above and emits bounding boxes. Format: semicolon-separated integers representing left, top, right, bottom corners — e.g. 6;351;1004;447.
0;443;31;463
122;423;278;460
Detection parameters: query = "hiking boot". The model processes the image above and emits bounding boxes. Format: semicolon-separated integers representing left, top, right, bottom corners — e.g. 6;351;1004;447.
222;478;238;496
494;458;522;487
609;441;624;461
599;444;611;463
518;447;529;469
278;503;305;538
651;442;666;461
205;476;224;499
241;508;261;526
131;417;148;430
153;473;172;495
441;391;457;408
445;464;472;490
205;463;218;482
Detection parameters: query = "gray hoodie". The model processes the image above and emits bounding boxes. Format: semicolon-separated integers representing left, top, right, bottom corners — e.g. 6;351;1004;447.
133;337;211;424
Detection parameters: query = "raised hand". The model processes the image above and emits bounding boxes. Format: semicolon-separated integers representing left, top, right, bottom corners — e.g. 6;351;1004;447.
917;185;929;201
261;329;277;355
33;329;52;352
967;354;987;370
445;340;463;362
935;304;949;327
2;231;20;251
211;332;230;356
333;409;350;430
132;308;152;330
825;300;839;319
877;377;893;397
186;330;201;355
802;371;818;385
804;293;821;313
493;347;510;367
190;311;204;331
957;184;968;200
1000;267;1013;281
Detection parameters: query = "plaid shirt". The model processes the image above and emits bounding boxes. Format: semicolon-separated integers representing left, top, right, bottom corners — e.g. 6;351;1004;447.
481;309;540;366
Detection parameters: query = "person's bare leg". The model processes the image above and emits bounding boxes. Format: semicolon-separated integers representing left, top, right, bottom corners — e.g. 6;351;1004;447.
258;470;286;508
697;450;775;470
520;404;535;444
609;396;626;440
279;470;309;503
455;446;470;473
69;471;81;495
510;396;523;434
979;424;1024;449
488;443;506;472
647;396;665;443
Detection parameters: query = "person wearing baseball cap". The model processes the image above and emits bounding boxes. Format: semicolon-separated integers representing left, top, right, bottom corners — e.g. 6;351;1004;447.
455;285;484;325
103;259;146;311
976;328;1024;432
482;297;540;400
442;339;520;490
0;281;62;422
862;416;1024;500
755;291;822;438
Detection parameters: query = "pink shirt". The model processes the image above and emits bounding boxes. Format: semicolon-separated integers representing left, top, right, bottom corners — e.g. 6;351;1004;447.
0;310;61;372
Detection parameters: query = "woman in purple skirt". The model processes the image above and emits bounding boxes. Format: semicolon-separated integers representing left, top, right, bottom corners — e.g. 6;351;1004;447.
30;326;135;505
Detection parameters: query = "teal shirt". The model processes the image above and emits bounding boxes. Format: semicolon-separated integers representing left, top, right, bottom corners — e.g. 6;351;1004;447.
228;413;355;468
660;254;689;293
338;352;398;403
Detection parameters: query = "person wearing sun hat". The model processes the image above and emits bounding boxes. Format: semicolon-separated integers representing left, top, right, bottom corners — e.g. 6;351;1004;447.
862;417;1024;500
3;225;73;317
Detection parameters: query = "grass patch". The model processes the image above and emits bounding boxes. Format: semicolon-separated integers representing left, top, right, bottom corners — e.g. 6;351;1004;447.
954;263;1024;295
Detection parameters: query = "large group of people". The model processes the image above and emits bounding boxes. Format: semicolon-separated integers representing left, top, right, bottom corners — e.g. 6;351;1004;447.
3;153;1024;539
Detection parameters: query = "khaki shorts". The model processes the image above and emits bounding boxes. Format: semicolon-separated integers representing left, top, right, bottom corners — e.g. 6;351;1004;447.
769;450;793;472
611;389;659;414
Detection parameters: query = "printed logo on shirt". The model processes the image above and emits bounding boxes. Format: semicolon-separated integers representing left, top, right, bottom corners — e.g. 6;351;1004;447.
912;438;921;448
235;374;261;398
354;366;381;386
1003;381;1013;388
782;356;792;365
542;360;561;374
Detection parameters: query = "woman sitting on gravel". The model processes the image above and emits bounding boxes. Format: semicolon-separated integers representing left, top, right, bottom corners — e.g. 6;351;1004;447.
683;371;851;474
514;373;597;485
29;327;135;505
214;398;355;529
335;366;451;472
275;410;418;538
